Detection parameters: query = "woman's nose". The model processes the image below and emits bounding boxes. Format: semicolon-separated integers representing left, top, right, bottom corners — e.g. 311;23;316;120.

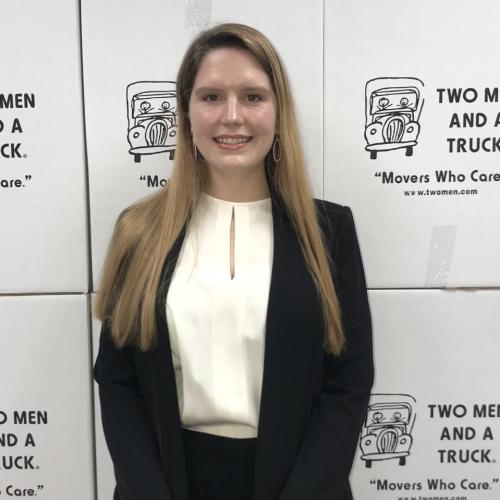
221;96;243;124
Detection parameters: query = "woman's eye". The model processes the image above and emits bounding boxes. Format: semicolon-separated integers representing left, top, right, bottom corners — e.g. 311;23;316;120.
203;94;219;103
246;94;262;103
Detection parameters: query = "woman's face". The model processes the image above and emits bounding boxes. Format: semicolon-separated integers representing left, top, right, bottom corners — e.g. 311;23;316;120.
188;47;277;177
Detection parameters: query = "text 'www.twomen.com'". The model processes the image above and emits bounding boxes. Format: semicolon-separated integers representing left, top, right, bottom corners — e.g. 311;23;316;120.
403;188;478;197
397;496;467;500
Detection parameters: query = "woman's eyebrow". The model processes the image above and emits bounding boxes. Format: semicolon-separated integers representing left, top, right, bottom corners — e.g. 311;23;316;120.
193;85;272;95
193;87;220;95
242;86;272;94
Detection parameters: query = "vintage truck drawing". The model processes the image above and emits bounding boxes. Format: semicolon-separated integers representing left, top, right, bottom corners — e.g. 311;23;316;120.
359;393;416;467
364;77;424;159
126;81;177;163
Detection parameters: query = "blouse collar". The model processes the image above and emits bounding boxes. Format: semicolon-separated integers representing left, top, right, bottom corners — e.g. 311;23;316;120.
200;192;272;208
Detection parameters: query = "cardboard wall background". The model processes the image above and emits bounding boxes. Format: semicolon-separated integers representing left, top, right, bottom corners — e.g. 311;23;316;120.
0;295;94;499
351;290;500;500
0;0;88;293
324;0;500;288
1;1;499;499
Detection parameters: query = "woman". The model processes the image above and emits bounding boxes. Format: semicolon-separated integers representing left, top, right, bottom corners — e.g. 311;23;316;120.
94;23;373;500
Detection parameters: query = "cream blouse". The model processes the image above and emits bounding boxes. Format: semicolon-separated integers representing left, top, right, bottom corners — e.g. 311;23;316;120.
165;192;273;438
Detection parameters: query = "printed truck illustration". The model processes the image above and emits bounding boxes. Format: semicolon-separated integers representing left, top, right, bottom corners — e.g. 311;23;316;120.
127;81;177;163
359;393;416;468
364;77;424;159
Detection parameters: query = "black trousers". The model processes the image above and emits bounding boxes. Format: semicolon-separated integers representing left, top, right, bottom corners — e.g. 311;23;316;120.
182;428;257;500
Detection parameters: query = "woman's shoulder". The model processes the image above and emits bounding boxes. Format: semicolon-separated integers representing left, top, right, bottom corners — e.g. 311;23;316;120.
313;197;345;214
312;197;348;229
312;198;359;251
114;190;161;235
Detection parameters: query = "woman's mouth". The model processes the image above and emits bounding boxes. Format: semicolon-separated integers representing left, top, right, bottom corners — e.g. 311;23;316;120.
213;136;252;145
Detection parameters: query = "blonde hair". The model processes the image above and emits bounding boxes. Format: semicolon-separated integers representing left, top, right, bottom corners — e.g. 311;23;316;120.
94;23;344;355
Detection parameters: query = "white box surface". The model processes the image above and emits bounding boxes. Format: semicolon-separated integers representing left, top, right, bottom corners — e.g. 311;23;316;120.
0;0;88;293
351;289;500;500
0;294;94;500
325;0;500;287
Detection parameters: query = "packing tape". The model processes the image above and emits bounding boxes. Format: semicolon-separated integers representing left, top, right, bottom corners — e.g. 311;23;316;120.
185;0;212;31
425;225;457;287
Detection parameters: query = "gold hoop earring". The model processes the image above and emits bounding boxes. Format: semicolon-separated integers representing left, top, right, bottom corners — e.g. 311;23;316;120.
272;135;281;163
193;142;199;160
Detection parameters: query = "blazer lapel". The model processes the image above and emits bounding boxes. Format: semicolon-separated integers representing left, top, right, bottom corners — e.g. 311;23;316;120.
253;195;323;500
140;193;322;500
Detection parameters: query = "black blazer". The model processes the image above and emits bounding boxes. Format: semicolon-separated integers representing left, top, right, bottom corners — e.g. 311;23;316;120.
94;194;374;500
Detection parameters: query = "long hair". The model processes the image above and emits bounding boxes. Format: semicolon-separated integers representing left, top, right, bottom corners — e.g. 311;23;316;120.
94;23;345;355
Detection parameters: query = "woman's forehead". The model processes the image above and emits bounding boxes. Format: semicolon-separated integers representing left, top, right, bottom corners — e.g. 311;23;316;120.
193;47;272;89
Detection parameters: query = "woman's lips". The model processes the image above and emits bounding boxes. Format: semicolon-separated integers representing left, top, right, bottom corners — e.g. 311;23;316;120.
213;136;252;149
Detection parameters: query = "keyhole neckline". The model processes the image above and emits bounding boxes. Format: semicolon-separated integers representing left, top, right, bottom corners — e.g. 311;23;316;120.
201;191;271;207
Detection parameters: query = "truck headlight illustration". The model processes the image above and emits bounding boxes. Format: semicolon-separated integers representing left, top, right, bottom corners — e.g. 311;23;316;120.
364;77;424;159
126;81;177;163
359;393;416;467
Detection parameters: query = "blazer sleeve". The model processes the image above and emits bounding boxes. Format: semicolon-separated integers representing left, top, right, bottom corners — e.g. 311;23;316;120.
93;321;172;500
278;205;374;500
